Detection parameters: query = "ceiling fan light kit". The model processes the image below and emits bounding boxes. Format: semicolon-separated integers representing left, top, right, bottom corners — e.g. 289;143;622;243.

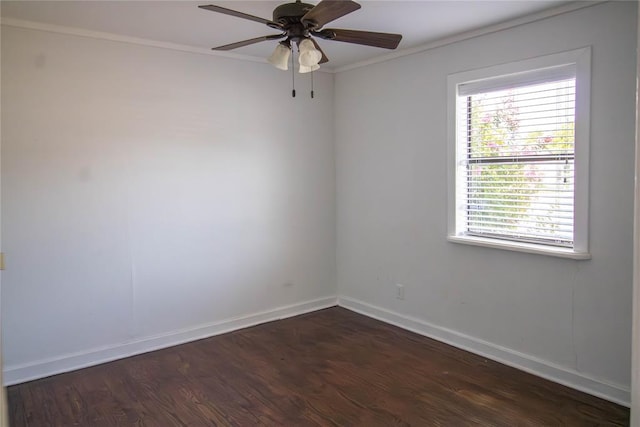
298;38;322;67
268;42;292;70
299;63;320;73
199;0;403;96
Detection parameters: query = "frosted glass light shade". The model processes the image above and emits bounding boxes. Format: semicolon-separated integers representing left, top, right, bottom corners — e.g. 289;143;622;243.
268;43;291;70
298;39;322;67
299;63;320;74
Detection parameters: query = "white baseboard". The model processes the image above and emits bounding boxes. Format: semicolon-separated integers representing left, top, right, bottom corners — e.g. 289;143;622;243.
6;294;630;408
338;296;631;407
4;296;338;386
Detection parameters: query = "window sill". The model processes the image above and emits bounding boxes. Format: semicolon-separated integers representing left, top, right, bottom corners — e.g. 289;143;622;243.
447;235;591;260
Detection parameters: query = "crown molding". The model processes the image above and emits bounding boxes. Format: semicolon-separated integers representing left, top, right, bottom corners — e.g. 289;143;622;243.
334;1;605;73
1;1;605;75
0;17;336;73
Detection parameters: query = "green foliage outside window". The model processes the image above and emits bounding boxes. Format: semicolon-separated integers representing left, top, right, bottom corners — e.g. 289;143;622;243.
467;88;574;243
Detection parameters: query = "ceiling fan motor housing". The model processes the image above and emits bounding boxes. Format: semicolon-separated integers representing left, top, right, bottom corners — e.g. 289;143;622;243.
271;1;315;29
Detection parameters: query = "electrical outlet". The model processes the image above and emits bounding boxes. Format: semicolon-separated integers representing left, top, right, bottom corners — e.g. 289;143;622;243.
396;284;404;300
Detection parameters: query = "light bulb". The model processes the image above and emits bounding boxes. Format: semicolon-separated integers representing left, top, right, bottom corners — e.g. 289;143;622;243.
268;43;291;71
299;63;320;74
298;39;322;67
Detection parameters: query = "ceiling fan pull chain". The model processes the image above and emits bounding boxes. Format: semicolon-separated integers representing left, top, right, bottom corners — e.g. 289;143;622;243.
311;71;315;99
291;49;296;98
200;1;403;79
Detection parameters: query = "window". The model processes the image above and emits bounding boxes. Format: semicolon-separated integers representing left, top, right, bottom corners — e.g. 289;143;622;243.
447;48;591;259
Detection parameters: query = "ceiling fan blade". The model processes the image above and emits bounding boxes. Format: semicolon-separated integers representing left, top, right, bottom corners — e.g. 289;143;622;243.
302;0;361;29
314;29;402;49
310;38;330;64
212;34;286;51
199;5;282;28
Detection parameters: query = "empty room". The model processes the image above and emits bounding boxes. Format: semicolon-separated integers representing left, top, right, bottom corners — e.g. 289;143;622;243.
1;0;639;425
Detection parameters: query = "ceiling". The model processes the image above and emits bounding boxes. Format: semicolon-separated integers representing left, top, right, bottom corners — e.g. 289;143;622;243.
1;0;575;70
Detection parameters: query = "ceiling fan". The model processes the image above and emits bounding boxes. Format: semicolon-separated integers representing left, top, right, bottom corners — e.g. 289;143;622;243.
198;0;403;73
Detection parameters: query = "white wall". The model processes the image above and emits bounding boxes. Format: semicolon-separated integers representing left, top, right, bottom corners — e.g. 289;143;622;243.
0;7;6;425
1;25;336;382
2;0;637;408
335;1;637;404
632;1;640;422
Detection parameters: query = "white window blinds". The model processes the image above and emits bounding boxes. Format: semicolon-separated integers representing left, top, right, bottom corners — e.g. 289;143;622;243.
456;69;576;247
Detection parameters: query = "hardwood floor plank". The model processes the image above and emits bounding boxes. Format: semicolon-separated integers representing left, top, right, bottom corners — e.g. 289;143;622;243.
8;307;629;426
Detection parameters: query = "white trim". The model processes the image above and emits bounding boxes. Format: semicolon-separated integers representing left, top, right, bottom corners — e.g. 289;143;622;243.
1;2;603;76
334;1;604;73
0;18;260;62
447;47;591;258
447;235;591;260
3;296;338;386
631;1;640;423
573;46;591;254
338;296;631;407
457;63;576;96
0;18;335;74
4;294;630;407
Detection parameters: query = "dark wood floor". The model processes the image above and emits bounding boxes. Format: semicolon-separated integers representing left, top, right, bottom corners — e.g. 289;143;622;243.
8;307;629;426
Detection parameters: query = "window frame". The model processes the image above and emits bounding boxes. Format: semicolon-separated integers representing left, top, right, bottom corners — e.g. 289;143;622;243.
446;48;591;259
